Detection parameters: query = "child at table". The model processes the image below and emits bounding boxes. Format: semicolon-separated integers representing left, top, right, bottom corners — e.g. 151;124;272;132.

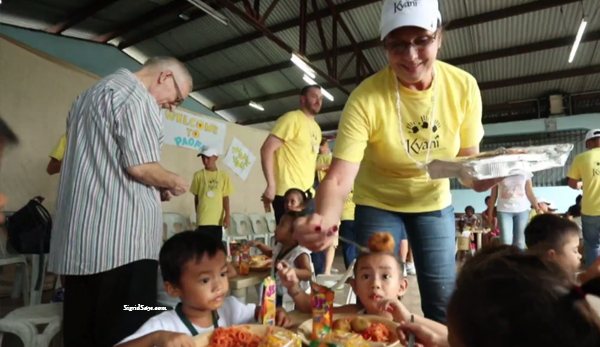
397;245;600;347
277;234;446;335
284;188;312;212
524;213;600;284
116;230;291;347
248;211;312;306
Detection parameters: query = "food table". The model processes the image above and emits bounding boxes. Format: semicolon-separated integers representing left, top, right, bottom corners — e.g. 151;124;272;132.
228;270;269;303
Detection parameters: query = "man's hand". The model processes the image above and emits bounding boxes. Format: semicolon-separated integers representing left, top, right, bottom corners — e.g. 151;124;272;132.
578;181;583;190
223;214;230;228
160;188;172;202
261;185;276;205
169;175;188;196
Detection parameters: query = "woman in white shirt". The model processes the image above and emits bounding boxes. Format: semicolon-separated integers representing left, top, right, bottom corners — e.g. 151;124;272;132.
488;174;539;249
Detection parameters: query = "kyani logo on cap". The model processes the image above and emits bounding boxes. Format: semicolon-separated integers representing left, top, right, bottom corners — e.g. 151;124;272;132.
394;0;418;12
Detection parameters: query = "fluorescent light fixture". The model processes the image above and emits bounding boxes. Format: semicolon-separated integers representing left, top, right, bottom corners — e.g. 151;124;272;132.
302;75;334;101
291;54;316;79
303;74;317;85
249;101;264;111
321;88;334;102
568;18;587;63
187;0;229;25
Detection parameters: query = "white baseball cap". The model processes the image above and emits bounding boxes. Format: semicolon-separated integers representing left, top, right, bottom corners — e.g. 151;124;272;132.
585;129;600;142
380;0;442;40
198;147;218;157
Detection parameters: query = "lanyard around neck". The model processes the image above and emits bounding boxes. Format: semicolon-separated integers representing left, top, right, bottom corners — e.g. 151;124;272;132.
175;303;218;336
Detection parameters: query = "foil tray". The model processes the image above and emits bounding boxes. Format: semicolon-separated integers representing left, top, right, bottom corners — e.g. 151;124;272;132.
426;144;574;180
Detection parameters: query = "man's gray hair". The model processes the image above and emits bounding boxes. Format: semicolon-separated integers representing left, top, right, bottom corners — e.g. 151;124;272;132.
143;56;193;89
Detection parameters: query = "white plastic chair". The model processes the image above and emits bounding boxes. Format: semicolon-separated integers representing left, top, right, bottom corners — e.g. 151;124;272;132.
224;213;253;256
0;219;30;306
248;213;270;253
189;213;197;229
264;213;276;247
315;260;357;307
162;213;189;241
156;268;180;309
0;302;62;347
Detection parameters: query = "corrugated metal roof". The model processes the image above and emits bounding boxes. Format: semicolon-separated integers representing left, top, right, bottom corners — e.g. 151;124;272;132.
93;0;159;23
62;18;116;39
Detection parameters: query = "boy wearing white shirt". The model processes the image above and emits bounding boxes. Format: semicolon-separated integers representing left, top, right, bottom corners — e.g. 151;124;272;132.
116;231;291;347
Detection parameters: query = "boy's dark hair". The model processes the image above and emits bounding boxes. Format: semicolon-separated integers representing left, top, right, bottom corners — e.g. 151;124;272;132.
300;85;320;96
448;244;600;347
525;214;580;252
485;196;490;204
159;230;226;286
284;188;313;209
465;205;475;214
0;118;18;145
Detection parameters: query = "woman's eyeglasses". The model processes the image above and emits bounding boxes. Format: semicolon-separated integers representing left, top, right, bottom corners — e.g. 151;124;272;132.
384;33;438;55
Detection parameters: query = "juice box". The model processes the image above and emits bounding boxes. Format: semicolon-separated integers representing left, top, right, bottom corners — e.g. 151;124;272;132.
259;276;276;326
310;282;334;341
239;245;250;275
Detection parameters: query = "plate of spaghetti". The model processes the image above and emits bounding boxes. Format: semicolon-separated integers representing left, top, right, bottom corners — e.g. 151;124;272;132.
193;325;299;347
297;314;400;347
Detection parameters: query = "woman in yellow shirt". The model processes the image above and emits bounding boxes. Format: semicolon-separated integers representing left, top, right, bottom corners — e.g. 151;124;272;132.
294;0;501;323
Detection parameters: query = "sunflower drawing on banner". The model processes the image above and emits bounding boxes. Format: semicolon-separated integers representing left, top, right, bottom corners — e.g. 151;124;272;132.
223;137;257;181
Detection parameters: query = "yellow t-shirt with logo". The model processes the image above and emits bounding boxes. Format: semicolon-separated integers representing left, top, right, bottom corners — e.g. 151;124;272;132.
316;154;332;182
334;62;483;213
271;110;322;196
567;148;600;216
190;169;234;226
49;134;67;161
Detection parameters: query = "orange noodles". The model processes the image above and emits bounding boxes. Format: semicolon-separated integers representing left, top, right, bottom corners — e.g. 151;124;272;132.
208;326;262;347
361;322;391;343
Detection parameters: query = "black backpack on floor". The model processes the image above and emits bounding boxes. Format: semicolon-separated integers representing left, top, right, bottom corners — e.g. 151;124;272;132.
6;196;52;255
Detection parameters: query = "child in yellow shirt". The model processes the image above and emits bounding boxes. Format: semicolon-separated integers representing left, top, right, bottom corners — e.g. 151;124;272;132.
190;147;234;241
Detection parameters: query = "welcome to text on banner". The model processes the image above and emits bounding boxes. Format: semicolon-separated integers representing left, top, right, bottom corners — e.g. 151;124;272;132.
162;108;227;154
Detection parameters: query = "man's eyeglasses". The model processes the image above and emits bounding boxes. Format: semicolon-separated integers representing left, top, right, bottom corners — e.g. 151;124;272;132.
384;32;438;55
171;75;184;107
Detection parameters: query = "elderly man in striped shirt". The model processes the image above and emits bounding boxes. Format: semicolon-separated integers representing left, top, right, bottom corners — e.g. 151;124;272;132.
49;57;192;347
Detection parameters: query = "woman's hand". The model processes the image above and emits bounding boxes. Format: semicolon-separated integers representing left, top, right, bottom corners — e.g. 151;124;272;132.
293;214;338;251
152;331;196;347
378;298;410;323
275;307;292;328
247;240;262;248
276;261;300;290
397;322;449;347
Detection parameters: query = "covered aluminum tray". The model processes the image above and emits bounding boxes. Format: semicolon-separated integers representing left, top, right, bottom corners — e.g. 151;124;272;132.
426;144;574;181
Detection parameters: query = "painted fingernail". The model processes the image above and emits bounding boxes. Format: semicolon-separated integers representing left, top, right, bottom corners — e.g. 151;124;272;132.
327;231;333;237
315;226;322;232
332;225;339;232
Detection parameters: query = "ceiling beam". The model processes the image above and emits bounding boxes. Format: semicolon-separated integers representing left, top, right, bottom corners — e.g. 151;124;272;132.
45;0;122;34
238;64;600;124
92;0;191;43
444;0;580;30
194;0;582;91
179;0;380;62
213;78;355;111
213;0;351;95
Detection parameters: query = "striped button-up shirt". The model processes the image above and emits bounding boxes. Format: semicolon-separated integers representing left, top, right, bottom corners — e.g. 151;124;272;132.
49;69;164;275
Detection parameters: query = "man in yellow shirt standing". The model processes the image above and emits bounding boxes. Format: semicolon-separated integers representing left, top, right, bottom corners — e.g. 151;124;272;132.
260;85;323;272
568;129;600;269
190;147;234;241
47;134;66;175
260;85;323;223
